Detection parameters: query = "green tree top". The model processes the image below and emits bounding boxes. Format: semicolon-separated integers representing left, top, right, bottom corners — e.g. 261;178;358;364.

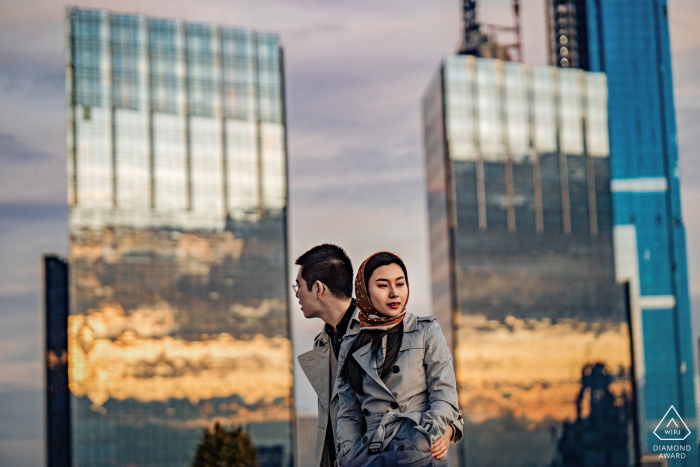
191;422;259;467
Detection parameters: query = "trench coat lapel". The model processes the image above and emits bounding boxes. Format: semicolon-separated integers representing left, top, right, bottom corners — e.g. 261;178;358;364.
298;344;331;413
330;360;340;406
351;342;395;399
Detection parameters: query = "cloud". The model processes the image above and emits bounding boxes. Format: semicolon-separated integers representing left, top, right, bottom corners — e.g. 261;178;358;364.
0;292;40;322
0;55;63;94
0;388;43;467
0;293;43;390
0;200;66;223
291;176;425;214
0;133;52;163
0;208;67;298
677;107;700;180
0;439;43;467
283;22;346;41
0;389;42;439
672;48;700;107
669;0;700;55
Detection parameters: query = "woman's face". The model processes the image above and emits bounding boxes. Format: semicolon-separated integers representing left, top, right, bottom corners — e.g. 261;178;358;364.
367;263;408;317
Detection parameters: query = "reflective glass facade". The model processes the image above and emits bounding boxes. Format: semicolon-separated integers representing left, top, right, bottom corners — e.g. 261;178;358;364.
66;7;292;466
424;55;634;466
547;1;698;463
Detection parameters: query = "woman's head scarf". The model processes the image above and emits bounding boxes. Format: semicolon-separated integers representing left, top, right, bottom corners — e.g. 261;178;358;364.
354;251;409;329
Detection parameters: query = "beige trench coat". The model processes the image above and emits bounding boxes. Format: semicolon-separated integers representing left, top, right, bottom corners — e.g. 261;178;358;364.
298;326;340;467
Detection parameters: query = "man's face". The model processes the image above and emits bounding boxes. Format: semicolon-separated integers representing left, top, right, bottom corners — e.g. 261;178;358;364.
296;267;321;319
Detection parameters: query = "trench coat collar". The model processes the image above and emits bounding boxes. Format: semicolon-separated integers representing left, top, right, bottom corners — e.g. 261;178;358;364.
402;312;418;333
344;306;363;339
345;310;419;339
298;330;331;413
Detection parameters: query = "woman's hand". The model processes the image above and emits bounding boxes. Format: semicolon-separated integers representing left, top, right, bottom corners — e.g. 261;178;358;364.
430;425;453;460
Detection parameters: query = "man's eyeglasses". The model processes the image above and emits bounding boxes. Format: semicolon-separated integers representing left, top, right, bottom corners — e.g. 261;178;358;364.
292;282;299;293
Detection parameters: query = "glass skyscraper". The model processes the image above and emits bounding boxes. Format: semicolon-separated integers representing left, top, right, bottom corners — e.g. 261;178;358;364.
64;7;292;466
45;255;71;467
424;55;635;466
547;1;697;464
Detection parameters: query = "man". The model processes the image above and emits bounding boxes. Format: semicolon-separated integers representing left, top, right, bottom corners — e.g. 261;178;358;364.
296;244;356;467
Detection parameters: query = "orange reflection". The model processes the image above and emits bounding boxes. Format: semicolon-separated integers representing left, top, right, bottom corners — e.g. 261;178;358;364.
68;312;293;424
455;314;631;424
71;229;244;270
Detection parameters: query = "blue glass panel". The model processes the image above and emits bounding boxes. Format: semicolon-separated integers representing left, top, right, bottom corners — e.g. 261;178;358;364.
73;9;102;107
112;14;140;110
149;19;179;114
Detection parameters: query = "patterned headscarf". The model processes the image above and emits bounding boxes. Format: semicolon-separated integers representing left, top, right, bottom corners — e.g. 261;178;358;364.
354;251;409;329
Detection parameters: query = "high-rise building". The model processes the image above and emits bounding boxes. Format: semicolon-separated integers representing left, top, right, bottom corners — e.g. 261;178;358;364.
423;54;635;466
546;0;589;69
45;255;71;467
294;414;318;467
63;7;293;466
547;1;698;463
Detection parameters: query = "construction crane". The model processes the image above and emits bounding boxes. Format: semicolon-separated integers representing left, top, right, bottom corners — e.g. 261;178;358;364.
460;0;483;55
459;0;523;61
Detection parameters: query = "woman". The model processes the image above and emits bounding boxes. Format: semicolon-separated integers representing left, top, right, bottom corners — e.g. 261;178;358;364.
334;251;463;467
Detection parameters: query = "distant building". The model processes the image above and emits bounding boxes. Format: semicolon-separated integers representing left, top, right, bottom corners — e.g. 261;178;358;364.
546;1;698;463
63;6;292;466
294;413;318;467
642;454;669;467
45;255;71;467
545;0;589;69
423;54;634;466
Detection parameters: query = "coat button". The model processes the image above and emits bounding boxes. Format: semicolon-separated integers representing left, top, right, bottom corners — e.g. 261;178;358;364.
391;365;400;373
362;436;368;443
390;402;399;409
363;408;369;416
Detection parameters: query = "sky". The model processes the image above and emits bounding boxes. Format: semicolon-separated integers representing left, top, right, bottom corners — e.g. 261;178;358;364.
0;0;699;465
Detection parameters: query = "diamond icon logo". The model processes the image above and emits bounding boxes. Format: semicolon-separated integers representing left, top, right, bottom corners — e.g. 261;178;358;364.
654;406;691;441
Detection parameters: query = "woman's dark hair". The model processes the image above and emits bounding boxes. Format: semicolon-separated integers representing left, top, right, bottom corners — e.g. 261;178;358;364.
363;253;407;292
339;253;407;396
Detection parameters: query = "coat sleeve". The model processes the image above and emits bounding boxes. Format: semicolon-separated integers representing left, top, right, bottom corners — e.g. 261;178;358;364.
334;339;364;460
421;320;464;444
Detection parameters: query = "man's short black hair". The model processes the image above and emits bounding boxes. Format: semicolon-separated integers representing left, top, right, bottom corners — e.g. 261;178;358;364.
295;244;353;299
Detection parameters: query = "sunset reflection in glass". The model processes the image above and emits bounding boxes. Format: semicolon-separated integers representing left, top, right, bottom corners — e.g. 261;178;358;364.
424;55;634;466
66;7;292;466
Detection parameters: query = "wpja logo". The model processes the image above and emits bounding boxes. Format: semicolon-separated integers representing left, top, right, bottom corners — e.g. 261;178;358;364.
652;406;693;459
654;406;691;441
